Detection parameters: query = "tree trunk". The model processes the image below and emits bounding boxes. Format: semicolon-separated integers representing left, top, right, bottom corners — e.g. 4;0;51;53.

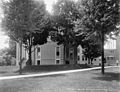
63;44;66;64
73;45;77;64
101;31;105;74
88;58;90;65
90;59;93;65
19;41;22;74
28;45;32;65
26;36;32;66
65;44;70;64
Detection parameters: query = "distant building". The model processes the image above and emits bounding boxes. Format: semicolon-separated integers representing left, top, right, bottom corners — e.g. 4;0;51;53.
116;36;120;62
77;45;101;65
104;36;120;65
104;49;117;65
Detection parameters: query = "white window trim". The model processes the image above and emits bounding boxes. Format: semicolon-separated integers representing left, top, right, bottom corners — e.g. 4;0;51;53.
36;46;41;65
55;59;61;64
55;46;61;64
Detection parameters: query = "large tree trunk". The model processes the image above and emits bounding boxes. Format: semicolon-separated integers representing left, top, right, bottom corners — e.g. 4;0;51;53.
88;58;91;65
26;37;32;66
101;31;105;74
28;45;32;65
73;45;77;64
63;44;66;64
90;59;93;65
19;41;22;74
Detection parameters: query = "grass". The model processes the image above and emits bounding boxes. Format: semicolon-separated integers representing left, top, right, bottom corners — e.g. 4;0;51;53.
0;67;119;92
18;64;92;73
0;64;93;76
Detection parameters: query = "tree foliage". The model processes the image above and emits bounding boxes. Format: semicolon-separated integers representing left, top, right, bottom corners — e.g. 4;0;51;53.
2;0;50;66
50;0;82;46
82;36;101;61
80;0;119;38
79;0;120;73
50;0;85;64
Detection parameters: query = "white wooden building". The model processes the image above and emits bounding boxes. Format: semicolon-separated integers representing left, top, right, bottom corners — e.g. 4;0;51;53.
16;36;120;66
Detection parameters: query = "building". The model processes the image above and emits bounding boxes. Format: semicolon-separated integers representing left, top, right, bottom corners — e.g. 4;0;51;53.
104;49;117;65
104;36;120;65
16;41;64;66
16;36;120;66
16;42;100;66
116;36;120;62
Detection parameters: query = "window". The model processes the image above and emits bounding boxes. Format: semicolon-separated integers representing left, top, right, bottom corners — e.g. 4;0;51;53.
110;50;114;53
111;57;115;60
37;47;40;52
37;60;40;65
82;56;84;61
56;60;60;64
78;56;80;60
37;47;41;57
56;47;60;56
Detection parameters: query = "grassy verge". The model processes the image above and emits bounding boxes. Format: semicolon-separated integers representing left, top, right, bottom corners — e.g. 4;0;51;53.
17;64;93;73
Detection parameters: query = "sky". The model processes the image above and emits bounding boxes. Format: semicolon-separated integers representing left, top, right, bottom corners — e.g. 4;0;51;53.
0;0;9;50
0;0;117;50
104;39;116;49
44;0;56;13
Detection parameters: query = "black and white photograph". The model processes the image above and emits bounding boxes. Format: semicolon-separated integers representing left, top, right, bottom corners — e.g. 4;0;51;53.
0;0;120;92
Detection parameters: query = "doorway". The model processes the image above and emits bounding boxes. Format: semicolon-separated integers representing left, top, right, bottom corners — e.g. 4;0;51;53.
37;60;40;65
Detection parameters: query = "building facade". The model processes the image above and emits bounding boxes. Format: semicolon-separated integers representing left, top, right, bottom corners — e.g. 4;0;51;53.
16;41;64;66
116;36;120;62
104;49;117;65
16;36;120;66
16;42;101;66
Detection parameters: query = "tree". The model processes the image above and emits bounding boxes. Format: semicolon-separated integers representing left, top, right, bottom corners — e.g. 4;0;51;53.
22;3;50;65
2;0;49;73
82;36;101;64
6;39;16;57
50;0;83;64
80;0;120;74
2;0;34;74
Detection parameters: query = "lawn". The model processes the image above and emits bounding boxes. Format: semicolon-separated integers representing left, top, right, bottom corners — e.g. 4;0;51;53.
0;66;119;92
0;64;93;76
0;66;19;76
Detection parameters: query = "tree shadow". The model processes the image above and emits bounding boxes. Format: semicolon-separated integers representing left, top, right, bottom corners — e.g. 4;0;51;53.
29;74;65;79
93;72;120;82
0;71;8;74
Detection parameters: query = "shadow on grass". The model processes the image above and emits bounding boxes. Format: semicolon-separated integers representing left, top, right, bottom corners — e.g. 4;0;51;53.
93;72;120;82
0;71;8;74
32;74;65;79
15;64;91;73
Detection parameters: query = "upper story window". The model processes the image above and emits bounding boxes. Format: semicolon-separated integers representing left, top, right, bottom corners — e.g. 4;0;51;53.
56;47;60;57
82;56;84;61
37;47;40;53
37;47;41;57
78;56;80;60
